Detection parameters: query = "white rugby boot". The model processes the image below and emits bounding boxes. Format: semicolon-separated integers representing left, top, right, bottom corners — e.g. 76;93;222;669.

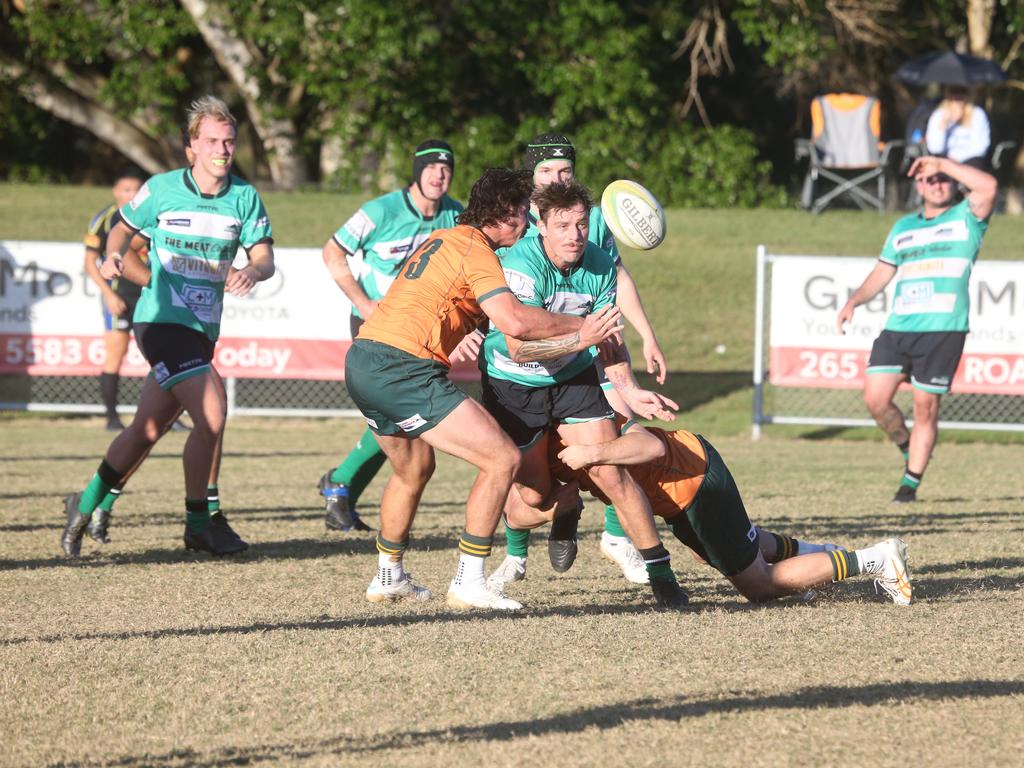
366;566;432;603
873;537;913;606
447;579;523;610
486;555;527;591
600;532;650;584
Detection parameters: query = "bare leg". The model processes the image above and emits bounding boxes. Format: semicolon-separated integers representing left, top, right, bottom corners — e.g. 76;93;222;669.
908;389;941;475
729;551;835;602
168;372;227;500
864;372;910;447
102;330;130;375
104;375;185;475
373;435;435;545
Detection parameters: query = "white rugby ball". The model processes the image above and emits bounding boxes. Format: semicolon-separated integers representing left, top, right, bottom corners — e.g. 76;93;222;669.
600;179;666;251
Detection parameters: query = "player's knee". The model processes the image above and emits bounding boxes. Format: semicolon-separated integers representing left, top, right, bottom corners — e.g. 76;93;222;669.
514;482;547;509
863;390;889;415
587;463;629;496
737;582;778;603
912;398;940;423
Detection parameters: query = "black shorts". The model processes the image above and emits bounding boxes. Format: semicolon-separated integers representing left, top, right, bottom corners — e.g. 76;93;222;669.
101;292;140;333
482;365;613;449
867;330;966;394
134;323;216;391
668;436;759;577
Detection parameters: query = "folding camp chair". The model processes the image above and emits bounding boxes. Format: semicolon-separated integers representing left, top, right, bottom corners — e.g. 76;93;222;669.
796;93;901;213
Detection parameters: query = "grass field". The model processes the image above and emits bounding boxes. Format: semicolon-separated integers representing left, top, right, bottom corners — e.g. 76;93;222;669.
2;416;1023;766
2;184;1023;764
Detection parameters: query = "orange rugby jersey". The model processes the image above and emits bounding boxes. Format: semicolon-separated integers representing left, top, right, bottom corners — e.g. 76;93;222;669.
357;225;510;366
550;421;708;520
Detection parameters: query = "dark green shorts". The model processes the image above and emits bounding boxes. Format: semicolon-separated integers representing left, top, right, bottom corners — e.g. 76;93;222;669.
344;339;467;438
668;435;759;577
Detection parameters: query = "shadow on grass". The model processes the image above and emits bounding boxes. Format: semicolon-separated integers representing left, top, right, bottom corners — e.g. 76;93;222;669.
48;679;1024;766
0;529;484;572
0;450;326;464
756;508;1022;541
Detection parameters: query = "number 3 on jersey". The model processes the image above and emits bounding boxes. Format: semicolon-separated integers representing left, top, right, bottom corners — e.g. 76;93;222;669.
404;238;443;280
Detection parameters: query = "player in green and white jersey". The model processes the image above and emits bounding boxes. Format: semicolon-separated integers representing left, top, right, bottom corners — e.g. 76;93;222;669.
61;96;275;558
317;140;463;532
465;133;666;584
479;181;686;608
838;155;997;502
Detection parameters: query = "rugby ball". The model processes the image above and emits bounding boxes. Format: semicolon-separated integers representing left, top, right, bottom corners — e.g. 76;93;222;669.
600;179;666;251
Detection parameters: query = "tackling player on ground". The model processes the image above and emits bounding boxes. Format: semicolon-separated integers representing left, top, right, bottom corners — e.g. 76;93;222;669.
511;418;913;606
317;140;463;532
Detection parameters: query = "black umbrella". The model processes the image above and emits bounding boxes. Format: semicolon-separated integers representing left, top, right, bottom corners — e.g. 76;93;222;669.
894;50;1007;86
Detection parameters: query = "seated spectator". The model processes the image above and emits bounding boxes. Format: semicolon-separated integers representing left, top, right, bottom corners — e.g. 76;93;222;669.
925;86;991;168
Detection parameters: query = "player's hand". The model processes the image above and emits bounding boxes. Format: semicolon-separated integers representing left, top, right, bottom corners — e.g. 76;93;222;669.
104;292;127;316
597;332;623;364
907;155;945;180
450;329;485;364
226;266;257;297
622;388;678;421
579;305;624;349
557;444;597;470
642;336;667;385
100;257;123;280
837;302;854;334
359;299;380;319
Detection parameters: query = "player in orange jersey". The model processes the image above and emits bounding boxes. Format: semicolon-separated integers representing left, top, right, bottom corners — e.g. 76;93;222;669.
345;167;623;610
498;419;914;606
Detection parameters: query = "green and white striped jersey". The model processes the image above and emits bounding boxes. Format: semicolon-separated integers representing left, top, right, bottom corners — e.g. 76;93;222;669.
119;168;272;341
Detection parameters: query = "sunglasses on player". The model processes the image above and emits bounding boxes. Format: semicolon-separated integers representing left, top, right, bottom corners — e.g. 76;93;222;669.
923;174;953;185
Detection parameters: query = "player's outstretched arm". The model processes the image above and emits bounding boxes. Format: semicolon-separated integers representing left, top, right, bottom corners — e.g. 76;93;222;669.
837;261;896;333
558;422;665;469
505;305;623;363
616;264;667;384
480;291;586;341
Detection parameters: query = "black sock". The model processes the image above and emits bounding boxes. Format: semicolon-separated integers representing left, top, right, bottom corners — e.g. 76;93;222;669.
99;372;120;419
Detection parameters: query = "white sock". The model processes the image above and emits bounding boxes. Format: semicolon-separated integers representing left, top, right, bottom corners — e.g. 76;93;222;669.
377;553;404;576
602;532;629;545
453;554;485;586
855;545;886;575
796;540;841;555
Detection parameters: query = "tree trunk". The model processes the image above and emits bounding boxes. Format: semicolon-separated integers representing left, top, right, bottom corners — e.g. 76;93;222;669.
0;54;177;173
179;0;309;189
966;0;996;59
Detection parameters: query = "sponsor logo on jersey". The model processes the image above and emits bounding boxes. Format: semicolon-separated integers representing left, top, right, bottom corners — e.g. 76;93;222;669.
504;269;536;301
901;283;934;303
129;183;151;210
168;254;232;280
182;285;217;307
224;222;241;237
549;290;593;315
397;413;427;432
747;524;757;543
152;361;169;383
892;219;970;252
166;218;191;227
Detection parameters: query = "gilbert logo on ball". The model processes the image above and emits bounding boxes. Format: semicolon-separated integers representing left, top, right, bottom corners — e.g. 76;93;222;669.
600;180;666;250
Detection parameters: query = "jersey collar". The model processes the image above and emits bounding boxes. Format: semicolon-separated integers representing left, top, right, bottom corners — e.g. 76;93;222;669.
403;188;438;221
182;167;233;199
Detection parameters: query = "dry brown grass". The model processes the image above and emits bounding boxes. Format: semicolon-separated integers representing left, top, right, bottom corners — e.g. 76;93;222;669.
2;416;1022;767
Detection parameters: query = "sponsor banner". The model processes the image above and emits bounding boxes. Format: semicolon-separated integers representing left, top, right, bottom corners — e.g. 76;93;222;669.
0;240;480;381
768;255;1024;395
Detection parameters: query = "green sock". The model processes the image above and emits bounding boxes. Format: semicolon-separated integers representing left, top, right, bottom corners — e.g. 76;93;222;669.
207;484;221;515
329;428;388;505
828;549;862;581
98;486;123;513
78;460;122;516
185;498;211;533
638;544;676;582
504;524;531;558
603;505;626;537
900;470;922;490
898;440;910;462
